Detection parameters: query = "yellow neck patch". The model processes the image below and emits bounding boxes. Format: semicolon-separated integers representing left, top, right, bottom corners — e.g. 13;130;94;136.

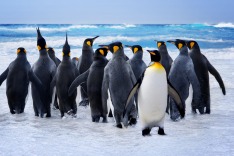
37;45;41;51
113;46;119;53
178;43;183;49
17;49;20;54
62;52;71;56
99;49;104;55
87;41;91;46
190;42;195;49
149;62;164;70
133;47;138;53
157;42;162;48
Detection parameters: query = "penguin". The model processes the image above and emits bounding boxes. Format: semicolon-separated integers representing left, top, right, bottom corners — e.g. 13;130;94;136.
125;45;147;109
125;50;185;136
156;41;173;76
68;48;109;122
156;41;173;114
72;57;79;67
100;42;137;128
77;36;99;106
0;48;44;114
50;34;79;117
47;47;61;66
47;47;61;109
167;39;202;121
186;40;226;114
31;27;57;118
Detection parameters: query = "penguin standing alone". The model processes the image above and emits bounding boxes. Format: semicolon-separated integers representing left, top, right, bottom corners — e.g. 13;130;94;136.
50;34;79;117
0;48;44;114
68;48;109;122
125;50;184;136
186;40;226;114
31;27;57;117
101;42;137;128
77;36;99;106
167;39;202;121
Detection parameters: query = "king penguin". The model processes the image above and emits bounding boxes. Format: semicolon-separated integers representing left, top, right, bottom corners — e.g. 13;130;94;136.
77;36;99;106
186;40;226;114
100;42;137;128
0;48;44;114
167;39;202;121
31;27;57;118
47;47;61;109
125;50;185;136
156;41;173;76
156;41;173;113
50;34;79;117
68;48;109;122
125;45;147;109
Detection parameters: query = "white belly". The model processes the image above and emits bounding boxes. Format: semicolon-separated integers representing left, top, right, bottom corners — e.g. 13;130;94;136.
138;68;167;128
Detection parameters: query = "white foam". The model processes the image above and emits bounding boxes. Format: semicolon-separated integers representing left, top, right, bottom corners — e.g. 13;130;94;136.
0;25;98;32
214;22;234;28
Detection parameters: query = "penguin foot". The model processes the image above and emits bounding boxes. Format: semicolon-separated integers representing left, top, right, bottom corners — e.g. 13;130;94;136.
79;98;89;106
92;116;100;123
142;128;151;136
116;124;123;129
170;113;181;122
205;108;210;114
129;118;137;126
198;107;204;114
10;110;15;114
102;117;108;123
158;127;166;135
46;113;51;118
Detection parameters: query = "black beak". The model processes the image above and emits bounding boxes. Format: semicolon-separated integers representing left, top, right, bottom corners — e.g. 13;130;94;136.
92;36;99;41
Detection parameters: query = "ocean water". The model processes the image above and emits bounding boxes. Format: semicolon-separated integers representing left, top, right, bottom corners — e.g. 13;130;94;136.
0;24;233;155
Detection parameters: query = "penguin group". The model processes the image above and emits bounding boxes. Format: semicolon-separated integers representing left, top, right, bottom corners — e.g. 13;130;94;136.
0;28;226;136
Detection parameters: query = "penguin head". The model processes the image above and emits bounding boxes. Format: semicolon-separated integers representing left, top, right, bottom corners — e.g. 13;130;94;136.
36;27;47;51
147;50;161;62
62;33;71;57
99;42;123;53
95;48;108;57
156;41;167;49
125;45;143;54
47;47;55;55
167;39;186;50
84;36;99;47
72;57;79;61
17;47;26;55
185;40;199;50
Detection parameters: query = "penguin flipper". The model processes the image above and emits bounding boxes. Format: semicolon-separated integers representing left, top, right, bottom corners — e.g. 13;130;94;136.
0;68;9;86
28;70;46;103
167;81;185;118
68;69;89;96
206;57;226;95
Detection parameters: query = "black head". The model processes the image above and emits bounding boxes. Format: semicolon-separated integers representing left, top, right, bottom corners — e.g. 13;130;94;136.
36;27;46;50
84;36;99;47
125;45;143;54
62;33;71;56
99;42;123;53
47;47;54;54
95;48;108;57
167;39;186;50
156;41;166;49
147;50;161;62
185;40;199;50
17;47;26;55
